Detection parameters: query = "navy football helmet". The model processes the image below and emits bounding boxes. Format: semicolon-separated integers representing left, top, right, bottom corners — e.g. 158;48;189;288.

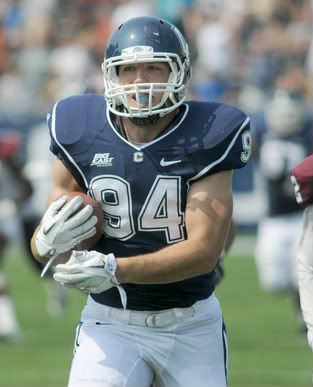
102;16;191;120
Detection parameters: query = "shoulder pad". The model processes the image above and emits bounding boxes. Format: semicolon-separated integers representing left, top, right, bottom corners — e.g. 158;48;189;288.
186;101;249;147
204;103;249;149
186;101;251;173
49;94;105;155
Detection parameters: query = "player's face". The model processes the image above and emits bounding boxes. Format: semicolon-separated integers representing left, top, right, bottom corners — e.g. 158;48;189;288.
118;62;170;108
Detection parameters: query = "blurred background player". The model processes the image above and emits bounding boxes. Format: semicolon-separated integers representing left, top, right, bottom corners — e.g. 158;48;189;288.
0;131;29;340
290;154;313;354
0;128;67;335
254;89;312;332
23;121;69;317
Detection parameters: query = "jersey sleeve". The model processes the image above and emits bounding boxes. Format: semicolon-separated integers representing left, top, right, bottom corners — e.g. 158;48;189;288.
290;154;313;206
185;102;252;184
209;116;252;173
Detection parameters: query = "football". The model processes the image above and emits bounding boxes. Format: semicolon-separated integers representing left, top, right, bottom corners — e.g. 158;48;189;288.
65;191;105;250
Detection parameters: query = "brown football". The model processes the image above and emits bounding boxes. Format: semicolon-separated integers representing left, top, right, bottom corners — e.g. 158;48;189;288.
65;191;104;250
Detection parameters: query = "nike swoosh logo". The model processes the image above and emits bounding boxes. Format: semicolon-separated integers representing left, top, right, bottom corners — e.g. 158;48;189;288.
160;158;182;167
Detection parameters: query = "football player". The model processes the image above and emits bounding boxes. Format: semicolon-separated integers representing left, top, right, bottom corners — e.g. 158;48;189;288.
290;154;313;354
0;131;29;340
254;90;311;332
30;17;251;387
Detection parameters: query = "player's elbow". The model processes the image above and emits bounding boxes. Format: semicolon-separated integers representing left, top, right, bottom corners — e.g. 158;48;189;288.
197;240;223;273
206;250;222;273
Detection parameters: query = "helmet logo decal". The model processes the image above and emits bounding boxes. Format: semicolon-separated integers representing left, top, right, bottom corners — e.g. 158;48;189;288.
122;46;154;57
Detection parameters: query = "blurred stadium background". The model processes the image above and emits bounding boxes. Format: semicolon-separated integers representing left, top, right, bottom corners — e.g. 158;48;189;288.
0;0;312;386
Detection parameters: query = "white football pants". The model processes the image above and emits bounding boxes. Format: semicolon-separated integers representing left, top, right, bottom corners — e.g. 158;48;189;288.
255;212;303;291
67;294;228;387
297;205;313;351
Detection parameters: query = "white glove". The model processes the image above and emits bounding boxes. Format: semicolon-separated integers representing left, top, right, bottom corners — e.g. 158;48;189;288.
35;195;97;258
54;250;127;308
53;250;118;291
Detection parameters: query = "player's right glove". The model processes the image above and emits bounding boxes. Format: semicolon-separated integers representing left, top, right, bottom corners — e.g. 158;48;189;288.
35;195;97;258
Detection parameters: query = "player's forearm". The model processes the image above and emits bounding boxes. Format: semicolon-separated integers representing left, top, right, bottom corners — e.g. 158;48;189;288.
30;227;53;264
30;226;44;262
116;238;221;284
116;185;232;284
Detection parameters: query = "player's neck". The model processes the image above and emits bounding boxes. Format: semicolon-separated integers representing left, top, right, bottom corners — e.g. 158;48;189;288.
122;110;178;144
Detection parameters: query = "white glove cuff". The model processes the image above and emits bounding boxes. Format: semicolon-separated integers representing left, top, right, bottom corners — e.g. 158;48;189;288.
102;253;119;283
102;253;127;309
35;231;57;258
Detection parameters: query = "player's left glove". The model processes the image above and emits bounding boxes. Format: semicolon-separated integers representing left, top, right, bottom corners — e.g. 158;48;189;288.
53;250;127;307
54;250;119;292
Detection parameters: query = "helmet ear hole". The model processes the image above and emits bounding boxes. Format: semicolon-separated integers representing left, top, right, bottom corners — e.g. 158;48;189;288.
103;16;191;119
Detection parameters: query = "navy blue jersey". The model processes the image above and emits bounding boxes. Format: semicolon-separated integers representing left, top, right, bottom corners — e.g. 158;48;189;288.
259;135;310;216
48;94;251;310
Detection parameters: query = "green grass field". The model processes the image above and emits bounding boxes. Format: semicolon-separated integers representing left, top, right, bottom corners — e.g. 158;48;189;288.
0;239;312;387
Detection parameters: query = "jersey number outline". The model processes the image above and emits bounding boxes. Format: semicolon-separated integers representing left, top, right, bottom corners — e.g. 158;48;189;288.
240;130;252;163
89;175;184;243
